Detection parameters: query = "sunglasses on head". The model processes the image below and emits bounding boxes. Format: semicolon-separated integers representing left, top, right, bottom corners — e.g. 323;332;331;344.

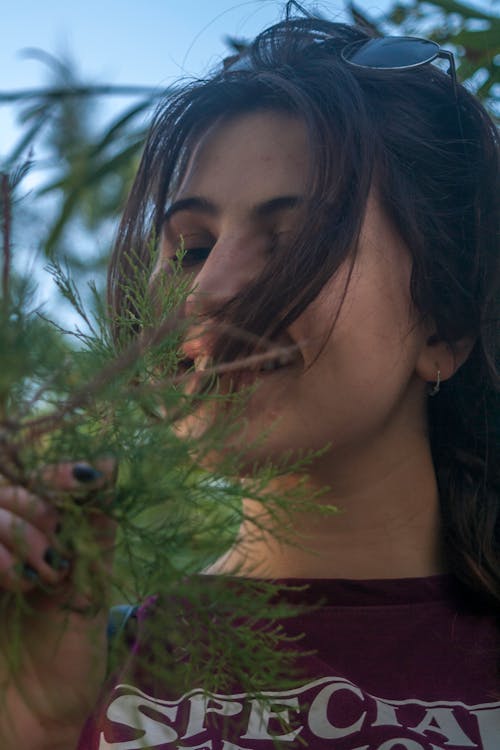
224;33;458;101
341;36;458;100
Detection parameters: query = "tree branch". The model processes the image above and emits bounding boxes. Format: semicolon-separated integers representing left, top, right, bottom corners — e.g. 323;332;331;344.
0;84;167;105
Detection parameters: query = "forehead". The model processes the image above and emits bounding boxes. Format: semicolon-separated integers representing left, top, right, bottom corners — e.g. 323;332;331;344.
173;111;311;206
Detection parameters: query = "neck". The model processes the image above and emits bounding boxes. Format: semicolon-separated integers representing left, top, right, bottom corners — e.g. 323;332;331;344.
206;436;447;581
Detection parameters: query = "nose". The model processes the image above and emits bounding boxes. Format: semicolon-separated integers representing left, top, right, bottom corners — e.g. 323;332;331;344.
181;234;263;362
184;233;262;320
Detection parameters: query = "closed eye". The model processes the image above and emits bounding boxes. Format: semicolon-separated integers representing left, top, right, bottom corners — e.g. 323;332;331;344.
179;246;212;267
162;227;214;268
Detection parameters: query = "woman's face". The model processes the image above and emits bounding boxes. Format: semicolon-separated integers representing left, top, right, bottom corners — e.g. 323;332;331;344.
158;111;432;472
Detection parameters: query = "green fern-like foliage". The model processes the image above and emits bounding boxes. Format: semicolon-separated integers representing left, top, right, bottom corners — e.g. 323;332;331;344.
0;170;335;709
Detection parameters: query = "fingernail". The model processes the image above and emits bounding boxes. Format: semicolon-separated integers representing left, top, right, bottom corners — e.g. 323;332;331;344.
72;464;103;483
22;563;39;581
44;548;70;572
55;522;63;535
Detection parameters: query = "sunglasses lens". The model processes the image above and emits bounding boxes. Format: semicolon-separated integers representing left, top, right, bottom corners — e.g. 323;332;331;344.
342;37;439;69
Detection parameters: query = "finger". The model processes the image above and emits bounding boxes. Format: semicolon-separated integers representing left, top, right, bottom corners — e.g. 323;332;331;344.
35;457;117;495
0;486;60;535
0;509;69;585
0;543;37;592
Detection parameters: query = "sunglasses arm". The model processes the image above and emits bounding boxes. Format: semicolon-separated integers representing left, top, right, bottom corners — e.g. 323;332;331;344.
439;49;458;101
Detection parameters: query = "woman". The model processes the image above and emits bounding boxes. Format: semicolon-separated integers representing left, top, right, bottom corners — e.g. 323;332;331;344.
0;8;498;750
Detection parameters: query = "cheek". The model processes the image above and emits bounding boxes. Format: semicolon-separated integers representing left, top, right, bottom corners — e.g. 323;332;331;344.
294;268;423;417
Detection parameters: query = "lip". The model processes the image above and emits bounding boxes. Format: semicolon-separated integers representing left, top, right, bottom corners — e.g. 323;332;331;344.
180;359;299;396
177;338;302;396
182;330;300;369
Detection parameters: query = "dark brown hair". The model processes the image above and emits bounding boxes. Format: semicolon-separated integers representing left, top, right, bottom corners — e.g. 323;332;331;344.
108;13;500;606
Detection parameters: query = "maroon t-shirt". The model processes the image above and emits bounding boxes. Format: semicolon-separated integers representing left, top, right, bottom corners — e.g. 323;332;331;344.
78;575;499;749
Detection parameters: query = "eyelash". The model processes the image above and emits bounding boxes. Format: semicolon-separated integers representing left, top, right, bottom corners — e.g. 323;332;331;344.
179;246;212;267
164;230;214;268
165;229;292;269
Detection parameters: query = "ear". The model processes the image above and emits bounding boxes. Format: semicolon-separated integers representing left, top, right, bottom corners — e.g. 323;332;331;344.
415;329;476;385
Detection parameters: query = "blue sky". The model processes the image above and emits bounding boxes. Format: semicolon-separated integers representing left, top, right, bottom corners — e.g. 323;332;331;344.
0;0;362;156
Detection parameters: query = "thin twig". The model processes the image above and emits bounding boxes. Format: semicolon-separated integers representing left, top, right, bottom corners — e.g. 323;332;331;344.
176;343;304;380
17;364;71;419
0;84;165;104
1;173;11;309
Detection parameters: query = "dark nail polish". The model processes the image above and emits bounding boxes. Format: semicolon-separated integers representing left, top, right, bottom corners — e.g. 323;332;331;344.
44;548;70;572
72;464;103;483
55;522;63;535
22;563;39;581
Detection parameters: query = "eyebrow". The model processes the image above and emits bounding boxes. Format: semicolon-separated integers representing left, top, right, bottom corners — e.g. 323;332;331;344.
163;195;303;223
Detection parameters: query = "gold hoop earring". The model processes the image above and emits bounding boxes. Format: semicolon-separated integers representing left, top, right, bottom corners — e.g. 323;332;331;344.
428;369;441;397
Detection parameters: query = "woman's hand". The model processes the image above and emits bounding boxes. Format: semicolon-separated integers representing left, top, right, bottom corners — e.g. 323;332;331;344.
0;458;117;749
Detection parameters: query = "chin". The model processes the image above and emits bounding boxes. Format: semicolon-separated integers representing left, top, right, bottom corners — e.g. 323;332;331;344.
172;370;305;474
